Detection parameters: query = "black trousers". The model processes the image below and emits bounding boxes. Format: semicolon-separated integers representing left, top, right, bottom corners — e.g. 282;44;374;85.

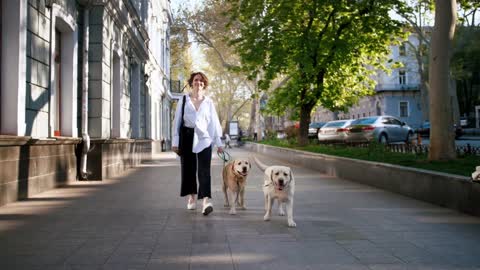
180;127;212;199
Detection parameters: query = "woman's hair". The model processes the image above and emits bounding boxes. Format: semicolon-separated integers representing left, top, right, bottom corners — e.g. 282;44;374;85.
187;72;209;89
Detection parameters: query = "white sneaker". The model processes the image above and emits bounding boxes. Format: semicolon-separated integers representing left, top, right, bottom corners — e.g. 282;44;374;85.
187;201;196;210
187;197;196;210
202;201;213;216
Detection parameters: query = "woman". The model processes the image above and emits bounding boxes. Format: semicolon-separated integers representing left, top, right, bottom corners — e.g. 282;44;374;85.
172;72;224;215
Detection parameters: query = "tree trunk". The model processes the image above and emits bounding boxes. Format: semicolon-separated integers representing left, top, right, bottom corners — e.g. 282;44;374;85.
255;94;263;141
298;104;311;146
420;81;430;121
449;78;460;126
248;97;257;139
428;0;457;161
416;46;430;122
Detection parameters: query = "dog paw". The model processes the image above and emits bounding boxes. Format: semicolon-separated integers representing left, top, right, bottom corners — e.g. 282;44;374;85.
229;209;237;215
288;220;297;227
264;214;270;221
278;210;285;216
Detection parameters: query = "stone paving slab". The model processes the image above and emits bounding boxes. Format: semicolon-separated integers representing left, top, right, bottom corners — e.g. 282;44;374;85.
1;148;480;269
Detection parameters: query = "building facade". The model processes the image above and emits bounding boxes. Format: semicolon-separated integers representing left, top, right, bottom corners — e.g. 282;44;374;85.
0;0;172;206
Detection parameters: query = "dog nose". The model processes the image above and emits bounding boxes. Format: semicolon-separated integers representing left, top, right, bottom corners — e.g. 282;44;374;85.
278;179;284;185
242;167;247;172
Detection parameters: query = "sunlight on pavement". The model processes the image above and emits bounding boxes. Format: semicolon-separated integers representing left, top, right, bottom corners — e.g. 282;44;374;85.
161;253;273;264
415;215;480;224
0;179;122;233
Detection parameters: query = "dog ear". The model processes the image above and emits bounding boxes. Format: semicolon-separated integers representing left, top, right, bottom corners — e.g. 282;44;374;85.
289;169;294;182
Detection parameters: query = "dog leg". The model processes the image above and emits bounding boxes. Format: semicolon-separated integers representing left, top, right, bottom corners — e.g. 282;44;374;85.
278;202;285;216
223;183;230;207
228;189;237;215
264;195;273;221
239;188;246;210
286;200;296;227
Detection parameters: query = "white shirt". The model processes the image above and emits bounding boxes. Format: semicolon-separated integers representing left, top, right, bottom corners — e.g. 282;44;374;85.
172;94;224;153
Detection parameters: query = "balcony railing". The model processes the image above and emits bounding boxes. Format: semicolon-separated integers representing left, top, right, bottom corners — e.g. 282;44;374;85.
375;84;419;91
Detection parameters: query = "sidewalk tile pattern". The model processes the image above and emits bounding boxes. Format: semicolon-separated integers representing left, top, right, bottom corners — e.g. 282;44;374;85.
1;149;480;269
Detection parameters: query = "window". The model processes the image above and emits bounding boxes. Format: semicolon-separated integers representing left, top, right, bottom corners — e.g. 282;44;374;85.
399;101;409;117
399;70;406;85
399;43;406;56
389;118;402;126
54;29;62;136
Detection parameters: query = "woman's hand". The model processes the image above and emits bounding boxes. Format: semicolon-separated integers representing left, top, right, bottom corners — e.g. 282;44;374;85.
172;146;180;155
217;147;224;154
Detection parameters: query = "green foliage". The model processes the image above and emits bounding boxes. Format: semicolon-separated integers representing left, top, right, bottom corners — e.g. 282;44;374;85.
452;27;480;81
258;139;478;177
226;0;406;139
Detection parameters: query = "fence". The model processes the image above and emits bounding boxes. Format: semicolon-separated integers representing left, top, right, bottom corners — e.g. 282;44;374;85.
340;142;480;156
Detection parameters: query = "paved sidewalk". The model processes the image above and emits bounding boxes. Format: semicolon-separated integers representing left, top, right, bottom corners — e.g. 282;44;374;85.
1;148;480;269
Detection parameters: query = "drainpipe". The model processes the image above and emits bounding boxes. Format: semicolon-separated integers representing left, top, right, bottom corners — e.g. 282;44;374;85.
80;4;91;179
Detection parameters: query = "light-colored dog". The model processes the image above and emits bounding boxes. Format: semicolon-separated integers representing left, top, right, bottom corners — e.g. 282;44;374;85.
222;158;251;215
253;156;296;227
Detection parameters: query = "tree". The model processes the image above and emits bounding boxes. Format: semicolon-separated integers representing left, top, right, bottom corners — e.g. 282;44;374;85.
170;7;193;83
428;0;457;160
395;0;434;122
172;0;256;132
452;1;480;122
227;0;406;145
452;28;480;122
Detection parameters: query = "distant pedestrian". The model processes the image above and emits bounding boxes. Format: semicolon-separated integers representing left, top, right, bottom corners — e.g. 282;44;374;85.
253;132;258;141
172;72;224;216
225;133;232;148
238;129;243;146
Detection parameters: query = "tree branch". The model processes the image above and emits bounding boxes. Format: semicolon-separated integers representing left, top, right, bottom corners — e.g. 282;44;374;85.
186;27;239;69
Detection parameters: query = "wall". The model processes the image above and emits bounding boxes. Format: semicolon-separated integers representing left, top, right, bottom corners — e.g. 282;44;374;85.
87;139;151;180
0;136;80;206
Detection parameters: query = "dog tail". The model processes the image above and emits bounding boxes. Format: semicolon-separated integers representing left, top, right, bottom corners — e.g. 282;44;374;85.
253;156;268;172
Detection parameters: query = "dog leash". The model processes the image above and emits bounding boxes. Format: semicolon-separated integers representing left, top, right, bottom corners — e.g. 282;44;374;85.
217;150;231;163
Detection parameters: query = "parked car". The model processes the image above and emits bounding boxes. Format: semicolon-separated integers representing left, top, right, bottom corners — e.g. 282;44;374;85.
415;121;464;139
308;122;326;138
317;119;354;143
345;115;414;144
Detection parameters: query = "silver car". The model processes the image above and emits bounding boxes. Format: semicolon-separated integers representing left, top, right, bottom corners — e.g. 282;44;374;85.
318;119;354;142
345;115;414;144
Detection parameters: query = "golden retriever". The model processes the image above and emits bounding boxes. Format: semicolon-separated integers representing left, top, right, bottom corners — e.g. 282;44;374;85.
222;158;251;215
253;156;296;227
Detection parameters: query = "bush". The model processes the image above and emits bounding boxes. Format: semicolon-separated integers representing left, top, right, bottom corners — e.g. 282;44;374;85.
285;125;299;140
